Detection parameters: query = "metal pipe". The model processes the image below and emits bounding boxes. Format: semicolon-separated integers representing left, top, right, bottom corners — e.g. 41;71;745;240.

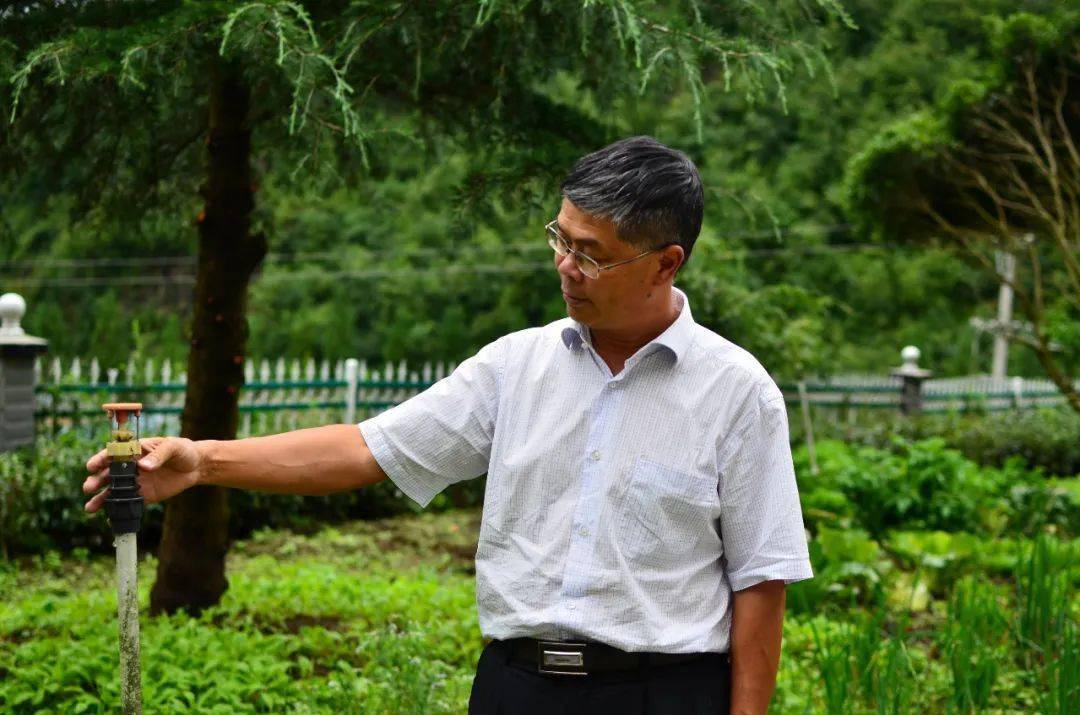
114;532;142;714
102;403;145;715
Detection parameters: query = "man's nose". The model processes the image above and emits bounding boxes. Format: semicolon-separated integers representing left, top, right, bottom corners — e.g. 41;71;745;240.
555;252;583;281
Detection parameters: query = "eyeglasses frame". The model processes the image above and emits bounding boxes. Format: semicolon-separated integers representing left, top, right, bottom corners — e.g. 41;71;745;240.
545;220;667;279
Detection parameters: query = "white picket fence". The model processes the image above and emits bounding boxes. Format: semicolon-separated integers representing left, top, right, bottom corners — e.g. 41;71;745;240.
33;354;1075;439
34;356;456;438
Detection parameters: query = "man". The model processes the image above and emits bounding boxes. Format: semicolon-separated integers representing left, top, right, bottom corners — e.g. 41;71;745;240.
83;136;813;714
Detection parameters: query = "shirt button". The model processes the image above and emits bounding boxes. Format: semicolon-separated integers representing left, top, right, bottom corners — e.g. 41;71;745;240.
568;603;576;611
579;527;589;537
590;450;601;461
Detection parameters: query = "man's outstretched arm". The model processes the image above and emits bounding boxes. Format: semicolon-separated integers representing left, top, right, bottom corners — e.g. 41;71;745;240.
83;424;387;511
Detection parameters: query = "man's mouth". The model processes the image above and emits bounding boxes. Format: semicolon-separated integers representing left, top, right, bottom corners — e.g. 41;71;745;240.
562;291;587;304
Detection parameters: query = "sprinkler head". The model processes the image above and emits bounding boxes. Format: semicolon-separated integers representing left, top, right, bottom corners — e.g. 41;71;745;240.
102;403;144;536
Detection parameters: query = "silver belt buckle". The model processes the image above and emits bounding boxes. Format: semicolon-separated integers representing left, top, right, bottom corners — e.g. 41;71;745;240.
537;640;589;676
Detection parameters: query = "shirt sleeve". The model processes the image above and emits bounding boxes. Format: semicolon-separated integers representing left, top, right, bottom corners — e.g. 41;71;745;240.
716;384;814;591
357;336;506;508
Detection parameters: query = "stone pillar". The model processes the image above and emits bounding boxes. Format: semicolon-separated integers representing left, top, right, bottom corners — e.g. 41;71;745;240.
0;293;49;451
891;345;932;416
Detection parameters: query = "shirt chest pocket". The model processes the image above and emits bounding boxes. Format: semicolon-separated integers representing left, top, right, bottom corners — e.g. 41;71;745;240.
614;455;720;567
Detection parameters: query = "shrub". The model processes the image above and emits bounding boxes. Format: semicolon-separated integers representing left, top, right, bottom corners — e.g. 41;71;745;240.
797;438;999;537
0;431;117;555
0;432;478;556
795;437;1069;538
838;407;1080;477
959;408;1080;477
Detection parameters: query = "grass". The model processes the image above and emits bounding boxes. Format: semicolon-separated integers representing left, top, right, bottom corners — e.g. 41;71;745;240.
1;508;1077;713
940;577;1007;712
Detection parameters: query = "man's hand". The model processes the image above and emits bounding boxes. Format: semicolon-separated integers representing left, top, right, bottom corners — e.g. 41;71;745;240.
83;425;388;503
83;436;204;512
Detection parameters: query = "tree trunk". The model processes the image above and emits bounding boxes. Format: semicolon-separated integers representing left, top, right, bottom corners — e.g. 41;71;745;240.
150;60;266;616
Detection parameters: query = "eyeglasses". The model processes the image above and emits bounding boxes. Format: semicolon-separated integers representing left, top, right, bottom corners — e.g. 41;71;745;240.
545;220;663;279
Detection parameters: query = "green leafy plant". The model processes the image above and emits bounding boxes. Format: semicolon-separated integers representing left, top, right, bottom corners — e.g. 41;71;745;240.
789;526;891;614
1015;535;1076;659
0;433;433;558
938;576;1008;712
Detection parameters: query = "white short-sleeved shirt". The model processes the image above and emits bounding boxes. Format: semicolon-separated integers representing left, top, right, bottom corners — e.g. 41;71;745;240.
358;286;813;653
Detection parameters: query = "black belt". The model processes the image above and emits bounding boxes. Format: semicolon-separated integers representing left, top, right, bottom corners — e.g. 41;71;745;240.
501;637;730;676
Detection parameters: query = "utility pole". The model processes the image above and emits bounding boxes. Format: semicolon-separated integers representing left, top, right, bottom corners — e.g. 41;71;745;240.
991;250;1015;381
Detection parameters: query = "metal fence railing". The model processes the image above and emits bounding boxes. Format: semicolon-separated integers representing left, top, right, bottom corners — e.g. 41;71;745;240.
34;355;1075;439
776;374;1071;413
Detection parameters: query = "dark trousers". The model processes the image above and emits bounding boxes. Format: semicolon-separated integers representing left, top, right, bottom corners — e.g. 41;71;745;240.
468;640;732;715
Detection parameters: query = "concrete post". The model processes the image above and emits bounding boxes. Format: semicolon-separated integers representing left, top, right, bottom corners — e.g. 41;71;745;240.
891;345;933;416
0;293;49;451
1011;375;1025;410
991;250;1016;381
344;358;359;424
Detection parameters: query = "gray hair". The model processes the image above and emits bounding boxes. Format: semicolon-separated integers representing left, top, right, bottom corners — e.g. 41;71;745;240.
560;136;704;270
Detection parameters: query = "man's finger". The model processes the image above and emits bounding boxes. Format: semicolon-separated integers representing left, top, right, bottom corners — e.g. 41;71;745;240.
139;438;175;471
85;448;109;474
84;488;109;513
139;436;164;456
83;468;109;494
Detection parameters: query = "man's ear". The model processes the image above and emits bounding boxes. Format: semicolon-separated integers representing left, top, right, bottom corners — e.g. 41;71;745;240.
657;245;684;281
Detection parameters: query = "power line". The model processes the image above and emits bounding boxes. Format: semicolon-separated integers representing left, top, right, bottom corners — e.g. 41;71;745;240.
0;243;911;289
0;223;856;271
0;245;537;270
0;262;555;288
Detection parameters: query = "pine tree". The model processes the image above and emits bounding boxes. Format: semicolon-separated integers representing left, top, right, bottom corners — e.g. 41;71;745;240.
3;0;846;613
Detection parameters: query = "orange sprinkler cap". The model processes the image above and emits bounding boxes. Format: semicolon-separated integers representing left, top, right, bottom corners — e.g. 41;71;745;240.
102;402;143;412
102;402;143;427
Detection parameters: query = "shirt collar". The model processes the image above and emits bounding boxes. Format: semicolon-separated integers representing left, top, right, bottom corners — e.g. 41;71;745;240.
560;286;695;363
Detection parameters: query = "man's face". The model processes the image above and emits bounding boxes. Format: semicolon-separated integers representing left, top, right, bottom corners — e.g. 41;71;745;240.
554;198;681;331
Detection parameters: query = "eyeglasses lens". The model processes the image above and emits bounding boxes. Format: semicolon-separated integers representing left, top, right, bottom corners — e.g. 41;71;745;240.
547;226;599;278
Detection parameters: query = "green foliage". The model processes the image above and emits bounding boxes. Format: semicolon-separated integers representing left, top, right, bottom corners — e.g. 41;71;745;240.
843;407;1080;478
0;432;464;557
843;110;951;242
1014;535;1080;713
797;438;1018;537
0;511;483;713
806;607;916;714
5;0;1064;386
841;7;1080;408
0;431;116;556
789;435;1080;625
957;407;1080;477
844;8;1078;241
938;576;1009;713
1015;535;1077;659
885;530;1019;581
0;505;1075;712
1046;618;1080;715
0;0;857;384
682;261;835;377
679;0;1032;377
788;525;891;613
